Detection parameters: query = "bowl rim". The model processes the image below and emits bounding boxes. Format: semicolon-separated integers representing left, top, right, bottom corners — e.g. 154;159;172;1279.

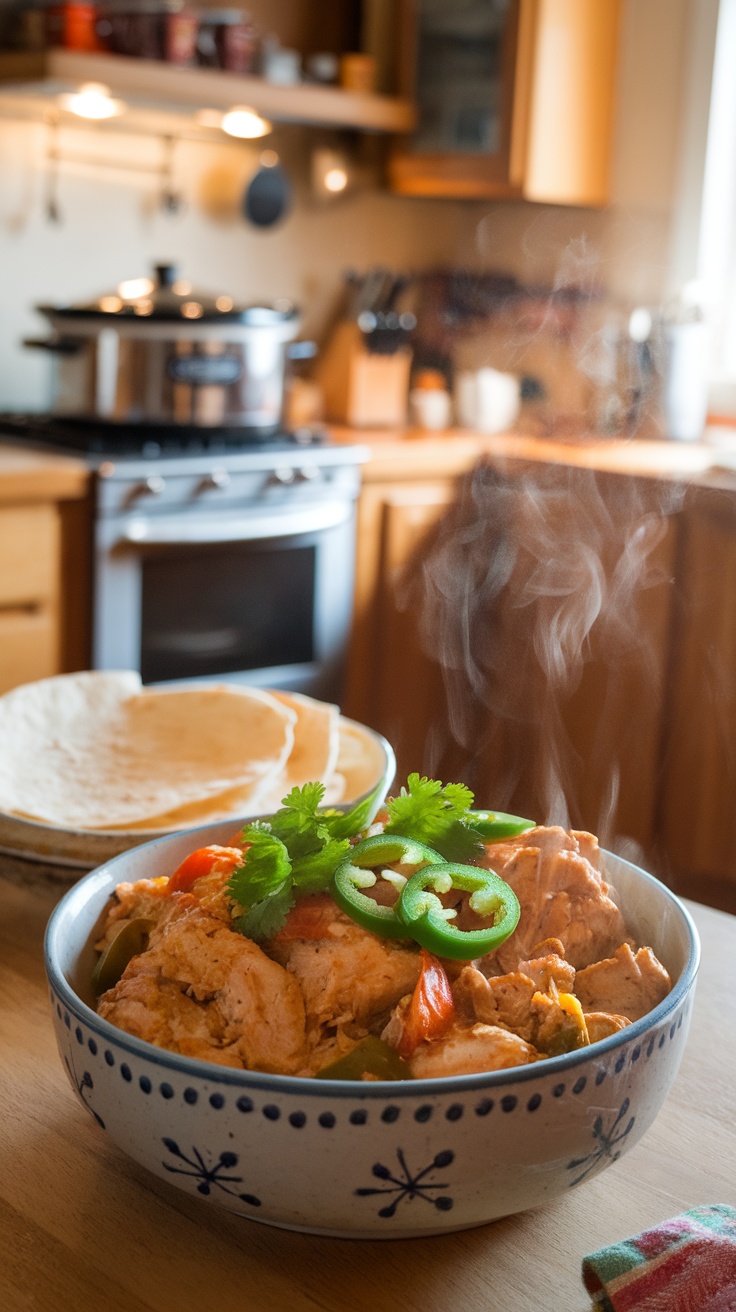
45;843;700;1101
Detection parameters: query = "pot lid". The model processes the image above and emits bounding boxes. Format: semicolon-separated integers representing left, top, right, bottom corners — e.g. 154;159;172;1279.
38;264;298;325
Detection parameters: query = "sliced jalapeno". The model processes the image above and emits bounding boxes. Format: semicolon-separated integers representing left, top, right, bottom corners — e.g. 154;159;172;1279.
397;862;520;960
331;834;443;939
466;810;536;841
92;917;154;997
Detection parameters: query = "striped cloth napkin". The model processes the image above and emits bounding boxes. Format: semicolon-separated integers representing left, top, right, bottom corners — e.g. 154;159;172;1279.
582;1205;736;1311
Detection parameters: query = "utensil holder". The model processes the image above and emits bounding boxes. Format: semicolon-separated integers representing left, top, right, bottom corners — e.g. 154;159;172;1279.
316;321;412;426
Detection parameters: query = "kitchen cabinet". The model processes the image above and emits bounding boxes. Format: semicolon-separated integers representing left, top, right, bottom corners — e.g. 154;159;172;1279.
0;446;90;696
658;487;736;904
341;430;736;912
389;0;623;206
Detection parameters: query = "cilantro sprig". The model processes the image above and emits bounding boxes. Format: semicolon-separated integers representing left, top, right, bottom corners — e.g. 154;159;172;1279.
227;780;383;941
383;773;484;862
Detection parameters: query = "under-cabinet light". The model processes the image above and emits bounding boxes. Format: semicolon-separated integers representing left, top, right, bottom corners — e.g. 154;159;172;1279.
118;277;155;300
324;166;348;193
220;106;272;139
58;82;126;120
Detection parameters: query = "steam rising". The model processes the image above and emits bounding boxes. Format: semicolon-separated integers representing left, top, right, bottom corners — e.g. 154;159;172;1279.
397;461;684;850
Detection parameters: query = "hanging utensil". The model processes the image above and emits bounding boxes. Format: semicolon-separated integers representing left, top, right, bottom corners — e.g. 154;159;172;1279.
44;110;62;225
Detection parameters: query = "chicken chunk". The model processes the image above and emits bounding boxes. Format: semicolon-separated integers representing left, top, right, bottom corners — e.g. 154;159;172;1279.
584;1011;630;1043
453;965;537;1041
574;943;671;1022
480;826;629;970
99;895;308;1074
279;920;421;1035
407;1022;539;1079
95;876;171;950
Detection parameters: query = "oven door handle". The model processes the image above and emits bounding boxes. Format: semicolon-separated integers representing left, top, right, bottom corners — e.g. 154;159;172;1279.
117;501;353;546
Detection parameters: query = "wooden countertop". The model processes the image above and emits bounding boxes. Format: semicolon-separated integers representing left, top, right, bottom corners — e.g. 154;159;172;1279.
0;443;89;504
2;872;734;1312
330;425;736;489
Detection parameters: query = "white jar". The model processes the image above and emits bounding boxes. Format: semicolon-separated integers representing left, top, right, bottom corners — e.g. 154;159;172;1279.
454;367;521;433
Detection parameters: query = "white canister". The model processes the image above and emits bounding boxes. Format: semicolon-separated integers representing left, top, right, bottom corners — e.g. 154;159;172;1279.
454;367;521;433
663;321;710;441
409;387;452;430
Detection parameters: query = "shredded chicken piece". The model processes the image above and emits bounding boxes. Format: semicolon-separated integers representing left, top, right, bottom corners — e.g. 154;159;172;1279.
281;924;421;1034
453;966;536;1041
480;826;630;970
574;943;671;1022
516;939;576;993
407;1022;539;1078
95;876;170;950
584;1012;630;1043
99;892;308;1074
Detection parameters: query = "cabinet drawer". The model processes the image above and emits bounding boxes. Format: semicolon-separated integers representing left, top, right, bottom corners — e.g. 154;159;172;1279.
0;505;60;607
0;607;59;694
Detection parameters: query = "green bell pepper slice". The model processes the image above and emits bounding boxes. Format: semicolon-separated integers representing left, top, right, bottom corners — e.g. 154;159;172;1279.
331;834;444;938
315;1035;411;1081
397;862;520;960
92;917;154;997
466;809;536;841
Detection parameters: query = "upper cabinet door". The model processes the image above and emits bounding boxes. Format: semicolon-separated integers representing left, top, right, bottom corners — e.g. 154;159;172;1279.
389;0;623;207
389;0;521;198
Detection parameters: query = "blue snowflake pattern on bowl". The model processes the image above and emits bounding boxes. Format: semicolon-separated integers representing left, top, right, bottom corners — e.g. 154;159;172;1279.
161;1140;261;1207
356;1149;454;1218
566;1098;635;1187
64;1050;105;1130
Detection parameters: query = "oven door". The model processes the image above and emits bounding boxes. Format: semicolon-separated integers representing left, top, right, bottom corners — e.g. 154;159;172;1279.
92;500;357;701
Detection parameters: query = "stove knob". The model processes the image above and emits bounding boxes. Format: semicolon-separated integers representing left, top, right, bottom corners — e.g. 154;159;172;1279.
296;465;320;483
126;475;165;505
197;469;231;493
268;467;296;486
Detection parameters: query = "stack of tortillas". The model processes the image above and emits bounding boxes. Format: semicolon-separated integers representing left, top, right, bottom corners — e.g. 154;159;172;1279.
0;671;382;833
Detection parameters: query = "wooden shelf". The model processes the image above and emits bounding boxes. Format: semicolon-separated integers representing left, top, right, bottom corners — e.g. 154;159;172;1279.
0;49;416;134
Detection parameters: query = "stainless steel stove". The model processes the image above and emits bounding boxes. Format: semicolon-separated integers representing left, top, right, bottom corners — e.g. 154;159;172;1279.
2;415;368;702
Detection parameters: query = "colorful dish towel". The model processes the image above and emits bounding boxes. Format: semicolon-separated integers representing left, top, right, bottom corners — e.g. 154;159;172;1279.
582;1205;736;1311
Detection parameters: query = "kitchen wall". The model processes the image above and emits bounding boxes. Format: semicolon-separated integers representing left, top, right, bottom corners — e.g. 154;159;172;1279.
0;0;690;412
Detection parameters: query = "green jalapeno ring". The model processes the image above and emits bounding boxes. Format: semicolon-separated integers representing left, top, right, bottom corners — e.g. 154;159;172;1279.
466;810;536;842
331;835;444;939
397;862;520;961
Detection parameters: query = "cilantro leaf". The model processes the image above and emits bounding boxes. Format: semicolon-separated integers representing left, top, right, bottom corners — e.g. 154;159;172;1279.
321;779;386;841
384;773;482;861
291;838;352;893
268;782;330;860
226;827;292;910
235;883;295;942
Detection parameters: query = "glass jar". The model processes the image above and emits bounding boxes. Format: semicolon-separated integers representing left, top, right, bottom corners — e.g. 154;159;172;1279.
196;8;258;74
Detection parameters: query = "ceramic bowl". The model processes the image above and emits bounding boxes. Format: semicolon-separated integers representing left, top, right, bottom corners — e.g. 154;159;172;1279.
45;838;699;1239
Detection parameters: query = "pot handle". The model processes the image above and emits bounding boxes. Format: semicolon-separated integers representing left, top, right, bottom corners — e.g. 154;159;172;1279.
23;337;84;355
286;340;318;361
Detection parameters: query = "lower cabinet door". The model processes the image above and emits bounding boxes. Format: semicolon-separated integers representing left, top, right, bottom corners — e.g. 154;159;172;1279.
0;608;59;695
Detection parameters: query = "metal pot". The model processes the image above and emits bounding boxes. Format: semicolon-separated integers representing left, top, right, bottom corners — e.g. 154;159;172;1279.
24;264;316;433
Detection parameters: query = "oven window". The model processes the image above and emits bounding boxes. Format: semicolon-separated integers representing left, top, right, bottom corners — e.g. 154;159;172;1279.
140;540;316;683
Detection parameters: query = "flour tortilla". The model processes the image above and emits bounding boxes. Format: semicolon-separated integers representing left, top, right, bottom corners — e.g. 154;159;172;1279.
324;721;389;808
0;672;295;829
254;690;341;813
128;689;343;830
112;708;383;831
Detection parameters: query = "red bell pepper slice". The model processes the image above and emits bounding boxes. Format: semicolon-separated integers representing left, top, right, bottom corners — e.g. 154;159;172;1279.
168;845;242;895
397;949;455;1059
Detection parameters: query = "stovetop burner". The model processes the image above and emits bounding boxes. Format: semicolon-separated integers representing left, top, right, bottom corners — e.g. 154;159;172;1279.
0;414;327;459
